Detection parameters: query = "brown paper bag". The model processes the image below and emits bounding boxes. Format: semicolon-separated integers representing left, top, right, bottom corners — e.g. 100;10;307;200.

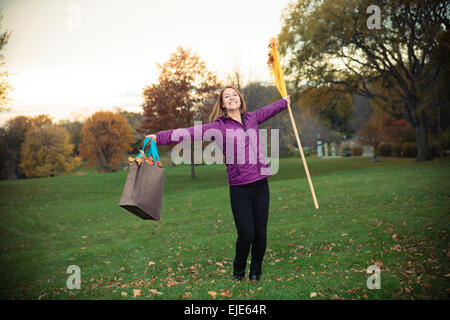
118;160;165;220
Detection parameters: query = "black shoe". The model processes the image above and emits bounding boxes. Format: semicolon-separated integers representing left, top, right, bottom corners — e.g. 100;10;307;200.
233;261;246;281
233;274;245;281
249;273;261;281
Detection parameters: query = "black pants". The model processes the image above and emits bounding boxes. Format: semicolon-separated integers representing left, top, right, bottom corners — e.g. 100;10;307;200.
229;177;270;276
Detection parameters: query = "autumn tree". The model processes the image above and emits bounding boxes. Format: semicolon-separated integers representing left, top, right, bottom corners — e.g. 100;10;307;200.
0;10;12;112
139;46;220;178
58;119;84;156
1;115;60;179
19;123;80;178
31;114;53;127
0;116;32;179
279;0;449;161
79;111;136;172
357;111;391;161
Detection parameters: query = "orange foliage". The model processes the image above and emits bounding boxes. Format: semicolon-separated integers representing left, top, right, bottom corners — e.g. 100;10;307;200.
19;125;80;178
139;46;220;136
79;111;136;172
357;111;391;157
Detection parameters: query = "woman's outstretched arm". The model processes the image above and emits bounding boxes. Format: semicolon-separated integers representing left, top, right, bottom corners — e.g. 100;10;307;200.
147;119;221;145
254;96;290;124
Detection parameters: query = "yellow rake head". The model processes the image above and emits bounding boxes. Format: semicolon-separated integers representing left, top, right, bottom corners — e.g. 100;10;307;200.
267;37;288;98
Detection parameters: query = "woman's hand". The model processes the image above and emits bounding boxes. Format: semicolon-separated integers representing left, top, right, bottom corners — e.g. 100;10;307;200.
146;134;157;143
283;95;290;105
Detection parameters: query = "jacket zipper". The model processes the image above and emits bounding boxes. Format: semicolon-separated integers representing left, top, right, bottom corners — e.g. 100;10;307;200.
227;115;245;176
227;114;260;175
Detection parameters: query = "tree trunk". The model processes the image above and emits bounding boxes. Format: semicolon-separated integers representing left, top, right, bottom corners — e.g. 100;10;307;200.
434;86;444;159
436;103;444;159
414;111;433;161
97;150;109;172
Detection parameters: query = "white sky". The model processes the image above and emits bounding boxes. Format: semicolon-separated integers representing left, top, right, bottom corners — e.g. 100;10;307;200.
0;0;293;125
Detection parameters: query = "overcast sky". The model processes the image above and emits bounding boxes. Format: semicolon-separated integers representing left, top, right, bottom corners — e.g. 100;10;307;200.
0;0;292;124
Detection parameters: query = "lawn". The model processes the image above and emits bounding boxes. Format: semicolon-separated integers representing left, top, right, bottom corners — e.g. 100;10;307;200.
0;156;449;300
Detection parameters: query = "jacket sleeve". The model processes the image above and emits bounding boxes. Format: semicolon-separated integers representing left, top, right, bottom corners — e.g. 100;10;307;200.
254;98;288;124
155;119;221;145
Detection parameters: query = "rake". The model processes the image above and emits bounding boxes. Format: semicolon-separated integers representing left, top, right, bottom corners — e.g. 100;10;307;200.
267;37;319;210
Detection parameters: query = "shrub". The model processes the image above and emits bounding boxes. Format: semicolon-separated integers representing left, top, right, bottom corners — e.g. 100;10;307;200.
339;144;352;157
391;143;402;157
378;143;392;157
288;148;310;158
401;142;417;157
388;119;416;145
303;148;310;157
351;145;363;156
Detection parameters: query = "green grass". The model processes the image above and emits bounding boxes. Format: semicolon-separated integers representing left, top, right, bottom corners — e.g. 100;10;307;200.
0;156;449;300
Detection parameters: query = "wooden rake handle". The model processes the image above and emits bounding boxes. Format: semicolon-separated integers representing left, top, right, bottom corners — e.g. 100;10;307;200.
286;101;319;210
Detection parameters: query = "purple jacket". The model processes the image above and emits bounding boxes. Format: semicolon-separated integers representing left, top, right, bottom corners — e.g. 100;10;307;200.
155;98;288;186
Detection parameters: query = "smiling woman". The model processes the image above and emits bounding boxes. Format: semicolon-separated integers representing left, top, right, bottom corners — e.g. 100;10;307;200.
147;85;289;282
208;85;248;122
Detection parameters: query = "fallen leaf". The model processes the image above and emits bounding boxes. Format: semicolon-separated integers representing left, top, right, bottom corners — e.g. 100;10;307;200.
208;291;217;298
121;292;127;297
182;292;191;299
148;289;163;295
133;289;141;297
220;290;232;298
310;292;317;298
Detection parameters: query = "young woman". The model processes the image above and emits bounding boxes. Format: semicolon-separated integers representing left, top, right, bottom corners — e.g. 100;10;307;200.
147;85;289;281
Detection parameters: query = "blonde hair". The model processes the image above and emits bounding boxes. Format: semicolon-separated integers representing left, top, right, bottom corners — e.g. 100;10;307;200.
208;85;247;122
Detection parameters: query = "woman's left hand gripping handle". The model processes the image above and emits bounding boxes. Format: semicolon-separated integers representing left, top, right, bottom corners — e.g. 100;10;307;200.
146;134;157;144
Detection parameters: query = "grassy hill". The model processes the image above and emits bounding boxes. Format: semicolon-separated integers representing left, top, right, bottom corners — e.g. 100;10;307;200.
0;156;449;300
